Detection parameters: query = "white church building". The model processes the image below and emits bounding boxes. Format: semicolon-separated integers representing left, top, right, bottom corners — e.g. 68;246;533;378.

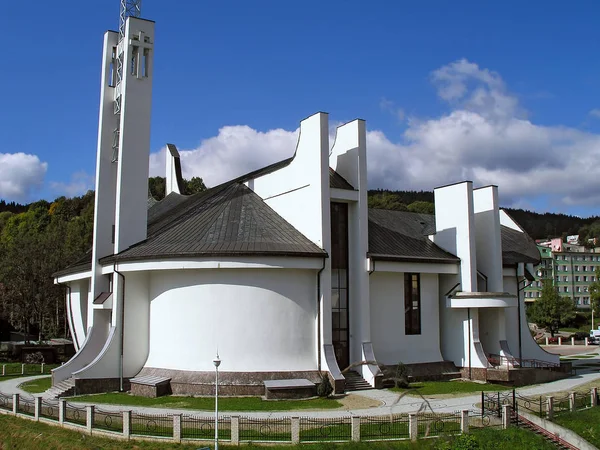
52;14;561;397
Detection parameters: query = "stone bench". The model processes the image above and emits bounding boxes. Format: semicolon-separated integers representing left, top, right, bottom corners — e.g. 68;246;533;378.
130;375;172;398
263;379;316;400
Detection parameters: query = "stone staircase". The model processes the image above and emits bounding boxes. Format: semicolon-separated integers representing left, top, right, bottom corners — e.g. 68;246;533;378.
43;378;76;399
514;415;575;450
344;370;372;391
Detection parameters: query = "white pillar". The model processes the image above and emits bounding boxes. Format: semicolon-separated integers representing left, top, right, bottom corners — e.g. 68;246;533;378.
461;410;469;434
409;414;418;441
351;416;361;442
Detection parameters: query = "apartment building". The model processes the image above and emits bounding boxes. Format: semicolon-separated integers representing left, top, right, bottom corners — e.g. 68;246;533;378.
524;238;600;308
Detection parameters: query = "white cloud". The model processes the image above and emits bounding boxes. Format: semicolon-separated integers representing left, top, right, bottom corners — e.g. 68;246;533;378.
0;153;47;202
147;59;600;213
589;109;600;119
50;171;95;197
150;126;299;187
366;59;600;210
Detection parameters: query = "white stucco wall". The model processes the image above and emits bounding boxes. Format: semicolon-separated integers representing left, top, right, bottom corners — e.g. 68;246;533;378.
370;272;443;365
479;308;505;355
122;272;150;376
69;279;89;350
439;275;487;367
145;269;318;372
433;182;477;292
473;187;503;292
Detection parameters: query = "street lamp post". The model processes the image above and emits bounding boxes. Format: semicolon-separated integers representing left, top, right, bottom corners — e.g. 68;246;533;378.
213;354;221;450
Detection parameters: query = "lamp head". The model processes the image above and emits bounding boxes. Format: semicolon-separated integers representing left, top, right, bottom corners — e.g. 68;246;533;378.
213;355;221;368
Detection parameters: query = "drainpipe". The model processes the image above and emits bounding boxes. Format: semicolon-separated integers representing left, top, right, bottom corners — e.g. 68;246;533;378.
468;308;472;380
56;281;78;349
316;258;326;372
113;263;125;392
517;270;533;365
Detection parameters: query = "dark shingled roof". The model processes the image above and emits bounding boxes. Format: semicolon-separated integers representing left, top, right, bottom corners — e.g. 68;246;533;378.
100;182;326;263
500;225;541;265
368;209;541;266
53;250;93;278
368;209;459;264
329;168;355;190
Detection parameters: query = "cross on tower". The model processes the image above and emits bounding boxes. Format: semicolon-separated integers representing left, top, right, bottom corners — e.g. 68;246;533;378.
129;30;153;79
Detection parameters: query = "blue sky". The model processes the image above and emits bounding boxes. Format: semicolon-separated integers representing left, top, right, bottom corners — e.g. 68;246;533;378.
2;1;600;216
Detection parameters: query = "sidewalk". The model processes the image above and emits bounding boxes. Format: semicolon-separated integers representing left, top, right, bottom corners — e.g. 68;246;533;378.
2;359;600;419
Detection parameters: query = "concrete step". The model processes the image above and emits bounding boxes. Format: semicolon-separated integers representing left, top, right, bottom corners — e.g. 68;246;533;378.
344;371;372;392
43;378;76;399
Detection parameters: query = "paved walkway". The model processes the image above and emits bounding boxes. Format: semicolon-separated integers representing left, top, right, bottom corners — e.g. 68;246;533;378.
2;349;600;419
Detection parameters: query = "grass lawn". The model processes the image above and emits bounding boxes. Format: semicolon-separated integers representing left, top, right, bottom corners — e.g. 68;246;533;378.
0;413;556;449
553;407;600;447
19;376;52;394
391;380;511;396
69;392;343;411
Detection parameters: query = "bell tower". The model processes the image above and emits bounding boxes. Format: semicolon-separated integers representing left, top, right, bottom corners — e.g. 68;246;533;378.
91;2;154;298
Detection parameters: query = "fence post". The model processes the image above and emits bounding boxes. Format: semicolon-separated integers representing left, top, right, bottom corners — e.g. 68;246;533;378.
291;417;300;445
481;391;484;418
231;415;240;445
351;416;361;442
497;391;501;418
502;405;511;429
171;414;181;443
545;337;549;345
122;410;131;439
21;364;25;375
558;336;562;345
12;393;19;414
34;396;42;421
461;410;469;434
58;399;66;425
41;363;44;374
569;392;576;412
409;413;417;441
546;396;554;420
85;405;94;434
2;364;5;376
592;388;598;407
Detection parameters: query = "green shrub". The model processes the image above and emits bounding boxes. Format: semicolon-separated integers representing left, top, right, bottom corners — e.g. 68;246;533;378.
316;374;333;397
394;362;410;389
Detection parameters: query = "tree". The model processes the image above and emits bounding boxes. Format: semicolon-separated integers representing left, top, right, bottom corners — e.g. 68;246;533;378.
183;177;207;195
527;278;576;337
407;201;435;215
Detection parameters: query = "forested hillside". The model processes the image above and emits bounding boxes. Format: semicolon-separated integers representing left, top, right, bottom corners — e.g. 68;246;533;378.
0;183;598;342
0;176;206;342
367;189;600;241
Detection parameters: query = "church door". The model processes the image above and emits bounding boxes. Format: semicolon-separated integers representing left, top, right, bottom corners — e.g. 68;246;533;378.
331;202;349;371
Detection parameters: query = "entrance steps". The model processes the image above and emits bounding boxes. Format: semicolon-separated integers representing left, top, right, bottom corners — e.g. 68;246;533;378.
43;378;76;399
344;371;372;391
515;415;574;449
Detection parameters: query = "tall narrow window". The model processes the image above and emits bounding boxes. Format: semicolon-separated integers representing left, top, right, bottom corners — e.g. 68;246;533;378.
142;48;150;77
404;273;421;335
109;46;117;87
331;202;349;369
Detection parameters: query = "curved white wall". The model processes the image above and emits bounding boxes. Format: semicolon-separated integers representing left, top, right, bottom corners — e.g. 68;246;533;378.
145;269;317;372
370;272;443;365
503;274;559;364
69;279;89;349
